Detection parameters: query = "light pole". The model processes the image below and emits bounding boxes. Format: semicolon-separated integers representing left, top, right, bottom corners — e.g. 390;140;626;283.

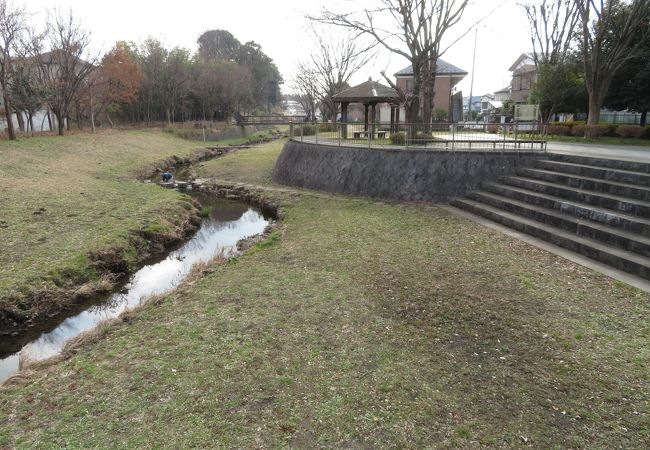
467;28;477;122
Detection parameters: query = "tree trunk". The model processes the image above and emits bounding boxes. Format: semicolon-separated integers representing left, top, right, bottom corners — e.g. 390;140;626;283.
641;111;647;127
47;110;52;130
106;110;114;128
3;93;16;140
56;112;65;135
16;111;25;132
585;96;602;138
28;112;34;137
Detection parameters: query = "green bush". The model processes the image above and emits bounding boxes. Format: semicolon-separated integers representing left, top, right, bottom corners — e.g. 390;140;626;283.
390;131;406;145
571;124;585;137
292;124;316;137
547;125;571;136
415;131;435;143
552;120;585;129
318;123;335;132
603;124;618;137
615;125;646;138
572;124;608;138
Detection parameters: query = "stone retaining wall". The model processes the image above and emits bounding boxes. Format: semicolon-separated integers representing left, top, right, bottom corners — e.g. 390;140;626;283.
273;140;542;202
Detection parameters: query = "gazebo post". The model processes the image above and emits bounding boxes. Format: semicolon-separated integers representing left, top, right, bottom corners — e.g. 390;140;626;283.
341;102;349;140
364;104;370;133
395;106;400;130
371;103;377;138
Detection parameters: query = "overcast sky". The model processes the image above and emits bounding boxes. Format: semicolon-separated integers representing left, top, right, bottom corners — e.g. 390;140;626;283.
16;0;534;97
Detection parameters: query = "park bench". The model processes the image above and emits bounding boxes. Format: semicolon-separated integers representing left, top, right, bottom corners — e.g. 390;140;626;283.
353;130;387;139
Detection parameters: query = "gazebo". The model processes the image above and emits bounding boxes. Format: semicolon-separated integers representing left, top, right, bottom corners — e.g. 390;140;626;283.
332;78;401;139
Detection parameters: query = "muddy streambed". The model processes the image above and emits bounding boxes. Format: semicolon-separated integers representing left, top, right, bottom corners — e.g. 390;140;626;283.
0;193;270;382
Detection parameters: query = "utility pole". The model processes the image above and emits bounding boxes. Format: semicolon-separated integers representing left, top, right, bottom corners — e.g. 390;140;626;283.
467;28;477;122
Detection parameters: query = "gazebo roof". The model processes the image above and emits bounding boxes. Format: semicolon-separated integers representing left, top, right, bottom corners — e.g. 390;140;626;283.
332;78;400;103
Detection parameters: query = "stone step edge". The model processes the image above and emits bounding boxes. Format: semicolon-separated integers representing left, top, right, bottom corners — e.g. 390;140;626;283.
469;190;650;248
547;153;650;173
481;181;650;228
451;198;650;269
518;167;650;193
536;159;650;180
502;176;650;209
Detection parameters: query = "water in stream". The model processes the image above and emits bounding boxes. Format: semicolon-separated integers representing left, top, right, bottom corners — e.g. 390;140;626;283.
0;195;269;382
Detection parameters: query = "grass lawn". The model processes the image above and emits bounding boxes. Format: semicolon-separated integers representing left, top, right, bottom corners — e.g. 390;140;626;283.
0;130;204;325
1;135;649;448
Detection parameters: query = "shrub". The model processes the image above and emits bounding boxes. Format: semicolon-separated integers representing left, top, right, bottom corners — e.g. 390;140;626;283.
615;125;646;139
547;125;571;136
573;124;608;138
390;131;406;145
486;124;499;133
591;124;609;138
645;126;650;140
319;123;335;132
554;120;585;129
408;131;436;144
571;124;586;137
292;124;316;137
603;124;618;137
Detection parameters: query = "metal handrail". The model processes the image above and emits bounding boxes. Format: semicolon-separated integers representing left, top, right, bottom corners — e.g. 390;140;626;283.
288;122;547;152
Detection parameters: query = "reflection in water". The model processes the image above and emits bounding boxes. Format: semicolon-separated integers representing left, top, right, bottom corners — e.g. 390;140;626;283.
0;202;268;382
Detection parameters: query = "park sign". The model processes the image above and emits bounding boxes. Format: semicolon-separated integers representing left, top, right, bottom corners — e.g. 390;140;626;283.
515;104;539;122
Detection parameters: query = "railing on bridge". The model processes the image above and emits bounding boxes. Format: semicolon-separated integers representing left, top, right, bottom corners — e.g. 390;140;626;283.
289;122;547;152
233;114;309;125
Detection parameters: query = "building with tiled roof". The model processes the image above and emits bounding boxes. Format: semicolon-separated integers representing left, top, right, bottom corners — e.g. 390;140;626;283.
391;58;467;122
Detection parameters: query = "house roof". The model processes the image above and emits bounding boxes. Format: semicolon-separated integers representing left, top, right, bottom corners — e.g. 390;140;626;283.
332;78;400;103
508;53;534;72
495;85;511;94
395;59;467;76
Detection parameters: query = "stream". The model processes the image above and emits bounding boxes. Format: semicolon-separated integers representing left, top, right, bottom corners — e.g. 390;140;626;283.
0;193;270;383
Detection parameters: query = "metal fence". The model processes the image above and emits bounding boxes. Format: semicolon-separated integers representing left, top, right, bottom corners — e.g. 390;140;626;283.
289;122;547;151
599;111;643;125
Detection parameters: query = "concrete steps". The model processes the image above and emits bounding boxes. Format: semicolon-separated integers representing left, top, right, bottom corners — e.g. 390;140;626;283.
451;153;650;280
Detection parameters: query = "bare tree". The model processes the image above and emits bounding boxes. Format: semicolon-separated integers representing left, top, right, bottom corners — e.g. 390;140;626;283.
577;0;650;128
296;30;374;122
292;64;319;121
313;0;469;125
10;63;45;134
161;47;191;124
521;0;581;124
0;0;27;140
522;0;580;65
29;9;95;135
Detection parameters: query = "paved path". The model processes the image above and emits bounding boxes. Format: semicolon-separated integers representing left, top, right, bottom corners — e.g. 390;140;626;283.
547;141;650;163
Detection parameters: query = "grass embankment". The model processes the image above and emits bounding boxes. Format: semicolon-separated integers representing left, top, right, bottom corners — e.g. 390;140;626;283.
0;130;204;329
1;138;649;447
166;125;282;146
195;138;285;186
